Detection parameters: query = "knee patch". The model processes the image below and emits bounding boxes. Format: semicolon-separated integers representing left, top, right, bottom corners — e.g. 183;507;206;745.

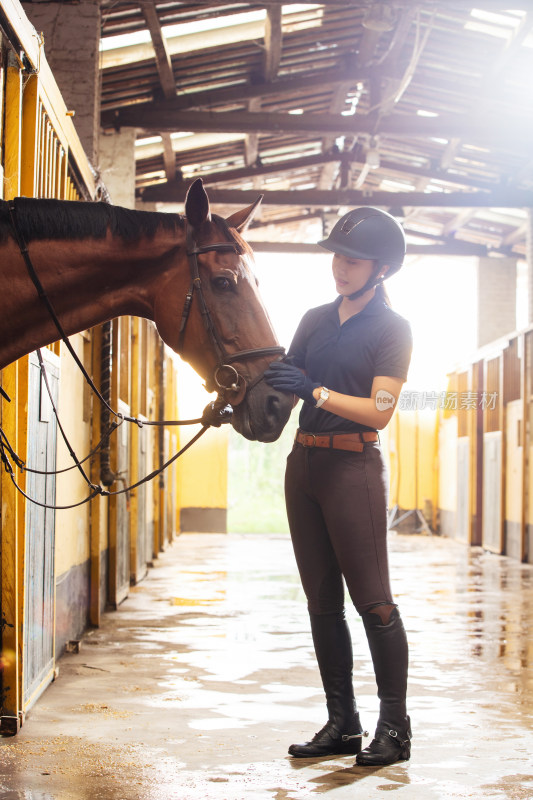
364;603;398;626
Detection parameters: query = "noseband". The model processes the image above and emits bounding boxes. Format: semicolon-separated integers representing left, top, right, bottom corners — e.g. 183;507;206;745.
179;219;284;404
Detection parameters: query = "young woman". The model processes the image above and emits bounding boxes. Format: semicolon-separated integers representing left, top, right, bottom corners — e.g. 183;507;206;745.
265;207;412;767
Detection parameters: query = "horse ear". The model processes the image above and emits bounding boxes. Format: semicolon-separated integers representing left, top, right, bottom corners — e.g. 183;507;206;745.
225;195;263;233
185;178;211;228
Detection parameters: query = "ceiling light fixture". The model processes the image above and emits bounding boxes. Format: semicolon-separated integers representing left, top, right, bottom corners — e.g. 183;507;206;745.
362;4;395;33
366;136;380;169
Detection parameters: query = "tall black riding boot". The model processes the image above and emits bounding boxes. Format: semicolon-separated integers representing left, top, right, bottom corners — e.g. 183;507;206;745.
289;611;366;758
356;606;411;767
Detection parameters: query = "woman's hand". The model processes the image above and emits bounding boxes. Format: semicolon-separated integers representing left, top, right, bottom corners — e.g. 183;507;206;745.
264;362;320;405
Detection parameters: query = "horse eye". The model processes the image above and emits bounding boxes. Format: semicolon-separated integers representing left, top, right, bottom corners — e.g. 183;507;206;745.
212;277;233;292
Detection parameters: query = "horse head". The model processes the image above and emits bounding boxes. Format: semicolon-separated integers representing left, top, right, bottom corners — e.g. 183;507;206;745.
154;179;293;442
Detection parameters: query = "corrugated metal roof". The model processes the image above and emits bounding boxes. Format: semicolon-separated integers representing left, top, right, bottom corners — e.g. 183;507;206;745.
99;1;533;256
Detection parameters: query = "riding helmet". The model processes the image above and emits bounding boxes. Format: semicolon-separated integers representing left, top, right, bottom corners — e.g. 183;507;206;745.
318;207;406;276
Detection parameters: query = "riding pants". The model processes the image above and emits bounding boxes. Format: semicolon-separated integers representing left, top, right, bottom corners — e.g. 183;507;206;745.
284;440;394;615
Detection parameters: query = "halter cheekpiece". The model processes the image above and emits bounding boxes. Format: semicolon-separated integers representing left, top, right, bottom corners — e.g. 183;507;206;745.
179;216;284;402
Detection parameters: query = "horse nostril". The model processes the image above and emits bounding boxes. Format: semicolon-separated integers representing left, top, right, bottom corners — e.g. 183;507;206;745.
266;392;282;424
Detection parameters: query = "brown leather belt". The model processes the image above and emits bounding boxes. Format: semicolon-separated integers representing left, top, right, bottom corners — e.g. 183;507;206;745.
295;429;379;453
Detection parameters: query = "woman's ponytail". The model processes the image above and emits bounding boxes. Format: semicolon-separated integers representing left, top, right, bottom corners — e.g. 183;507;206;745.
376;281;392;307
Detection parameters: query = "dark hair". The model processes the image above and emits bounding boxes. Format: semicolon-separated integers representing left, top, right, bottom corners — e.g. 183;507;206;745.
376;281;391;307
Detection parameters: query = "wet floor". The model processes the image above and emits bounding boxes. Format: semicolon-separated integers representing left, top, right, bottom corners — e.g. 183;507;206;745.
0;531;532;800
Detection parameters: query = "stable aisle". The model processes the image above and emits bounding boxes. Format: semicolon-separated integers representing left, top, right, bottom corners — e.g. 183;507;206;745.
0;531;532;800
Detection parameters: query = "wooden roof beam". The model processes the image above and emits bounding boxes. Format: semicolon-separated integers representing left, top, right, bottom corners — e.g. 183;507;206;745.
139;1;176;100
139;2;178;182
141;185;533;208
441;208;477;237
244;8;282;185
317;19;384;191
263;6;283;83
112;107;533;151
142;151;499;194
503;221;529;246
161;133;177;182
249;240;508;258
101;65;368;120
174;1;533;6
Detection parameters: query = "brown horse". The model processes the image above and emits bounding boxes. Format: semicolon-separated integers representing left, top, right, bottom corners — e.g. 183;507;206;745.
0;179;292;442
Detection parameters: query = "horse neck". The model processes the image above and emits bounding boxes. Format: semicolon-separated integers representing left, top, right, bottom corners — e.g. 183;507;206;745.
0;225;188;370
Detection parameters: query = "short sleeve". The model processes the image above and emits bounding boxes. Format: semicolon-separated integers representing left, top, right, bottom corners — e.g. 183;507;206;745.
373;317;413;381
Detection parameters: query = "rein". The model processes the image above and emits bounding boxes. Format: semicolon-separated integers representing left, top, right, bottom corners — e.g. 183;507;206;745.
1;205;284;510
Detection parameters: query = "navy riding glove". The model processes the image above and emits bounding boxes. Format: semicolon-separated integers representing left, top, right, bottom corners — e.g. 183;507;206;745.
264;361;320;405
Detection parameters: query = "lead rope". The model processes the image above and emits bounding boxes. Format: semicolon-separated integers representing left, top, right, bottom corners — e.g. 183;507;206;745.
0;422;209;510
3;204;282;509
1;204;232;508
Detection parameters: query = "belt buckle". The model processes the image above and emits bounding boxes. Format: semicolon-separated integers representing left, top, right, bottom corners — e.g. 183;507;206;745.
302;433;316;447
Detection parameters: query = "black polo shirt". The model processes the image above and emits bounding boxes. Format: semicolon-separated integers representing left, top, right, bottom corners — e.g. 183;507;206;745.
287;292;412;434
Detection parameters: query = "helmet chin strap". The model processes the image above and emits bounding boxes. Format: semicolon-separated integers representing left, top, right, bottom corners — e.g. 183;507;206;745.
347;263;385;301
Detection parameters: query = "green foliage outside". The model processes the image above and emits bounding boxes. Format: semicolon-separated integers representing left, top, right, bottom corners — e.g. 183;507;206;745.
227;406;301;533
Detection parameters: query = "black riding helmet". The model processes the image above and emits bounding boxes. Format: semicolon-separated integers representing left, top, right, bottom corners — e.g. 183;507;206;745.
318;207;406;300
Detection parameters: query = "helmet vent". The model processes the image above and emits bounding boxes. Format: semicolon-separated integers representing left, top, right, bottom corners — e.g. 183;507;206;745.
340;213;379;235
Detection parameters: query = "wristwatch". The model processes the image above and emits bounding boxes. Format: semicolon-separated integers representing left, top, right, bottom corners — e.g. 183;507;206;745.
315;387;330;408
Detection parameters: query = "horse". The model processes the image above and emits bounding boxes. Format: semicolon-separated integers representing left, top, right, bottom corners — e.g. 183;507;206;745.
0;179;293;442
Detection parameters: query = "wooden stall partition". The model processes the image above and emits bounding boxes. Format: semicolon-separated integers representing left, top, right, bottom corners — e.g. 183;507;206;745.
0;39;24;734
89;325;106;627
525;330;533;564
23;350;60;713
471;360;484;546
503;336;523;561
437;372;458;538
107;318;132;607
129;318;155;584
482;354;504;554
0;2;93;734
154;340;167;553
164;352;180;543
456;370;471;544
128;318;141;584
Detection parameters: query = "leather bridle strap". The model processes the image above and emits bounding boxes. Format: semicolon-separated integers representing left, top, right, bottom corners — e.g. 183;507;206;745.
179;221;285;395
7;203;202;427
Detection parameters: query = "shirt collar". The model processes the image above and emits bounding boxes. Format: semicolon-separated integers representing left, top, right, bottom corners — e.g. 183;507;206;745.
333;291;389;319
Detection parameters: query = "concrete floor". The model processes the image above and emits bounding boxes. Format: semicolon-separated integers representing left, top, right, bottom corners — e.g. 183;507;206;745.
0;531;532;800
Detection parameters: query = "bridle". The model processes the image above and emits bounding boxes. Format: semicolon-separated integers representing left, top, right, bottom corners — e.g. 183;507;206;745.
179;216;285;404
7;204;284;412
1;204;286;511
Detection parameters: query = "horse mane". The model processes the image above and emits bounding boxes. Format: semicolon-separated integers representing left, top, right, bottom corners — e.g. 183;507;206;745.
0;197;184;244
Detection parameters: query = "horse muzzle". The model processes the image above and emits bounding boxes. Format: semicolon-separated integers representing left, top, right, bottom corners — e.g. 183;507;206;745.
231;377;293;442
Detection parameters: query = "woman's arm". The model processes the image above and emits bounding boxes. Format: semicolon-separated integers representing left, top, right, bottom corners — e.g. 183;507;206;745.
311;375;405;430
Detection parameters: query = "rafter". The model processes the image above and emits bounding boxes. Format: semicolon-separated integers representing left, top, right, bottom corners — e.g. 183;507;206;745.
244;7;282;189
263;6;282;83
250;240;512;257
170;1;533;6
137;151;500;194
139;1;175;100
161;133;177;182
114;107;533;152
141;185;533;208
101;64;368;120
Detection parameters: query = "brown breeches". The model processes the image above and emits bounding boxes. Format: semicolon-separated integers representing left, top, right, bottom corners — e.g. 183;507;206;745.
284;441;394;615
